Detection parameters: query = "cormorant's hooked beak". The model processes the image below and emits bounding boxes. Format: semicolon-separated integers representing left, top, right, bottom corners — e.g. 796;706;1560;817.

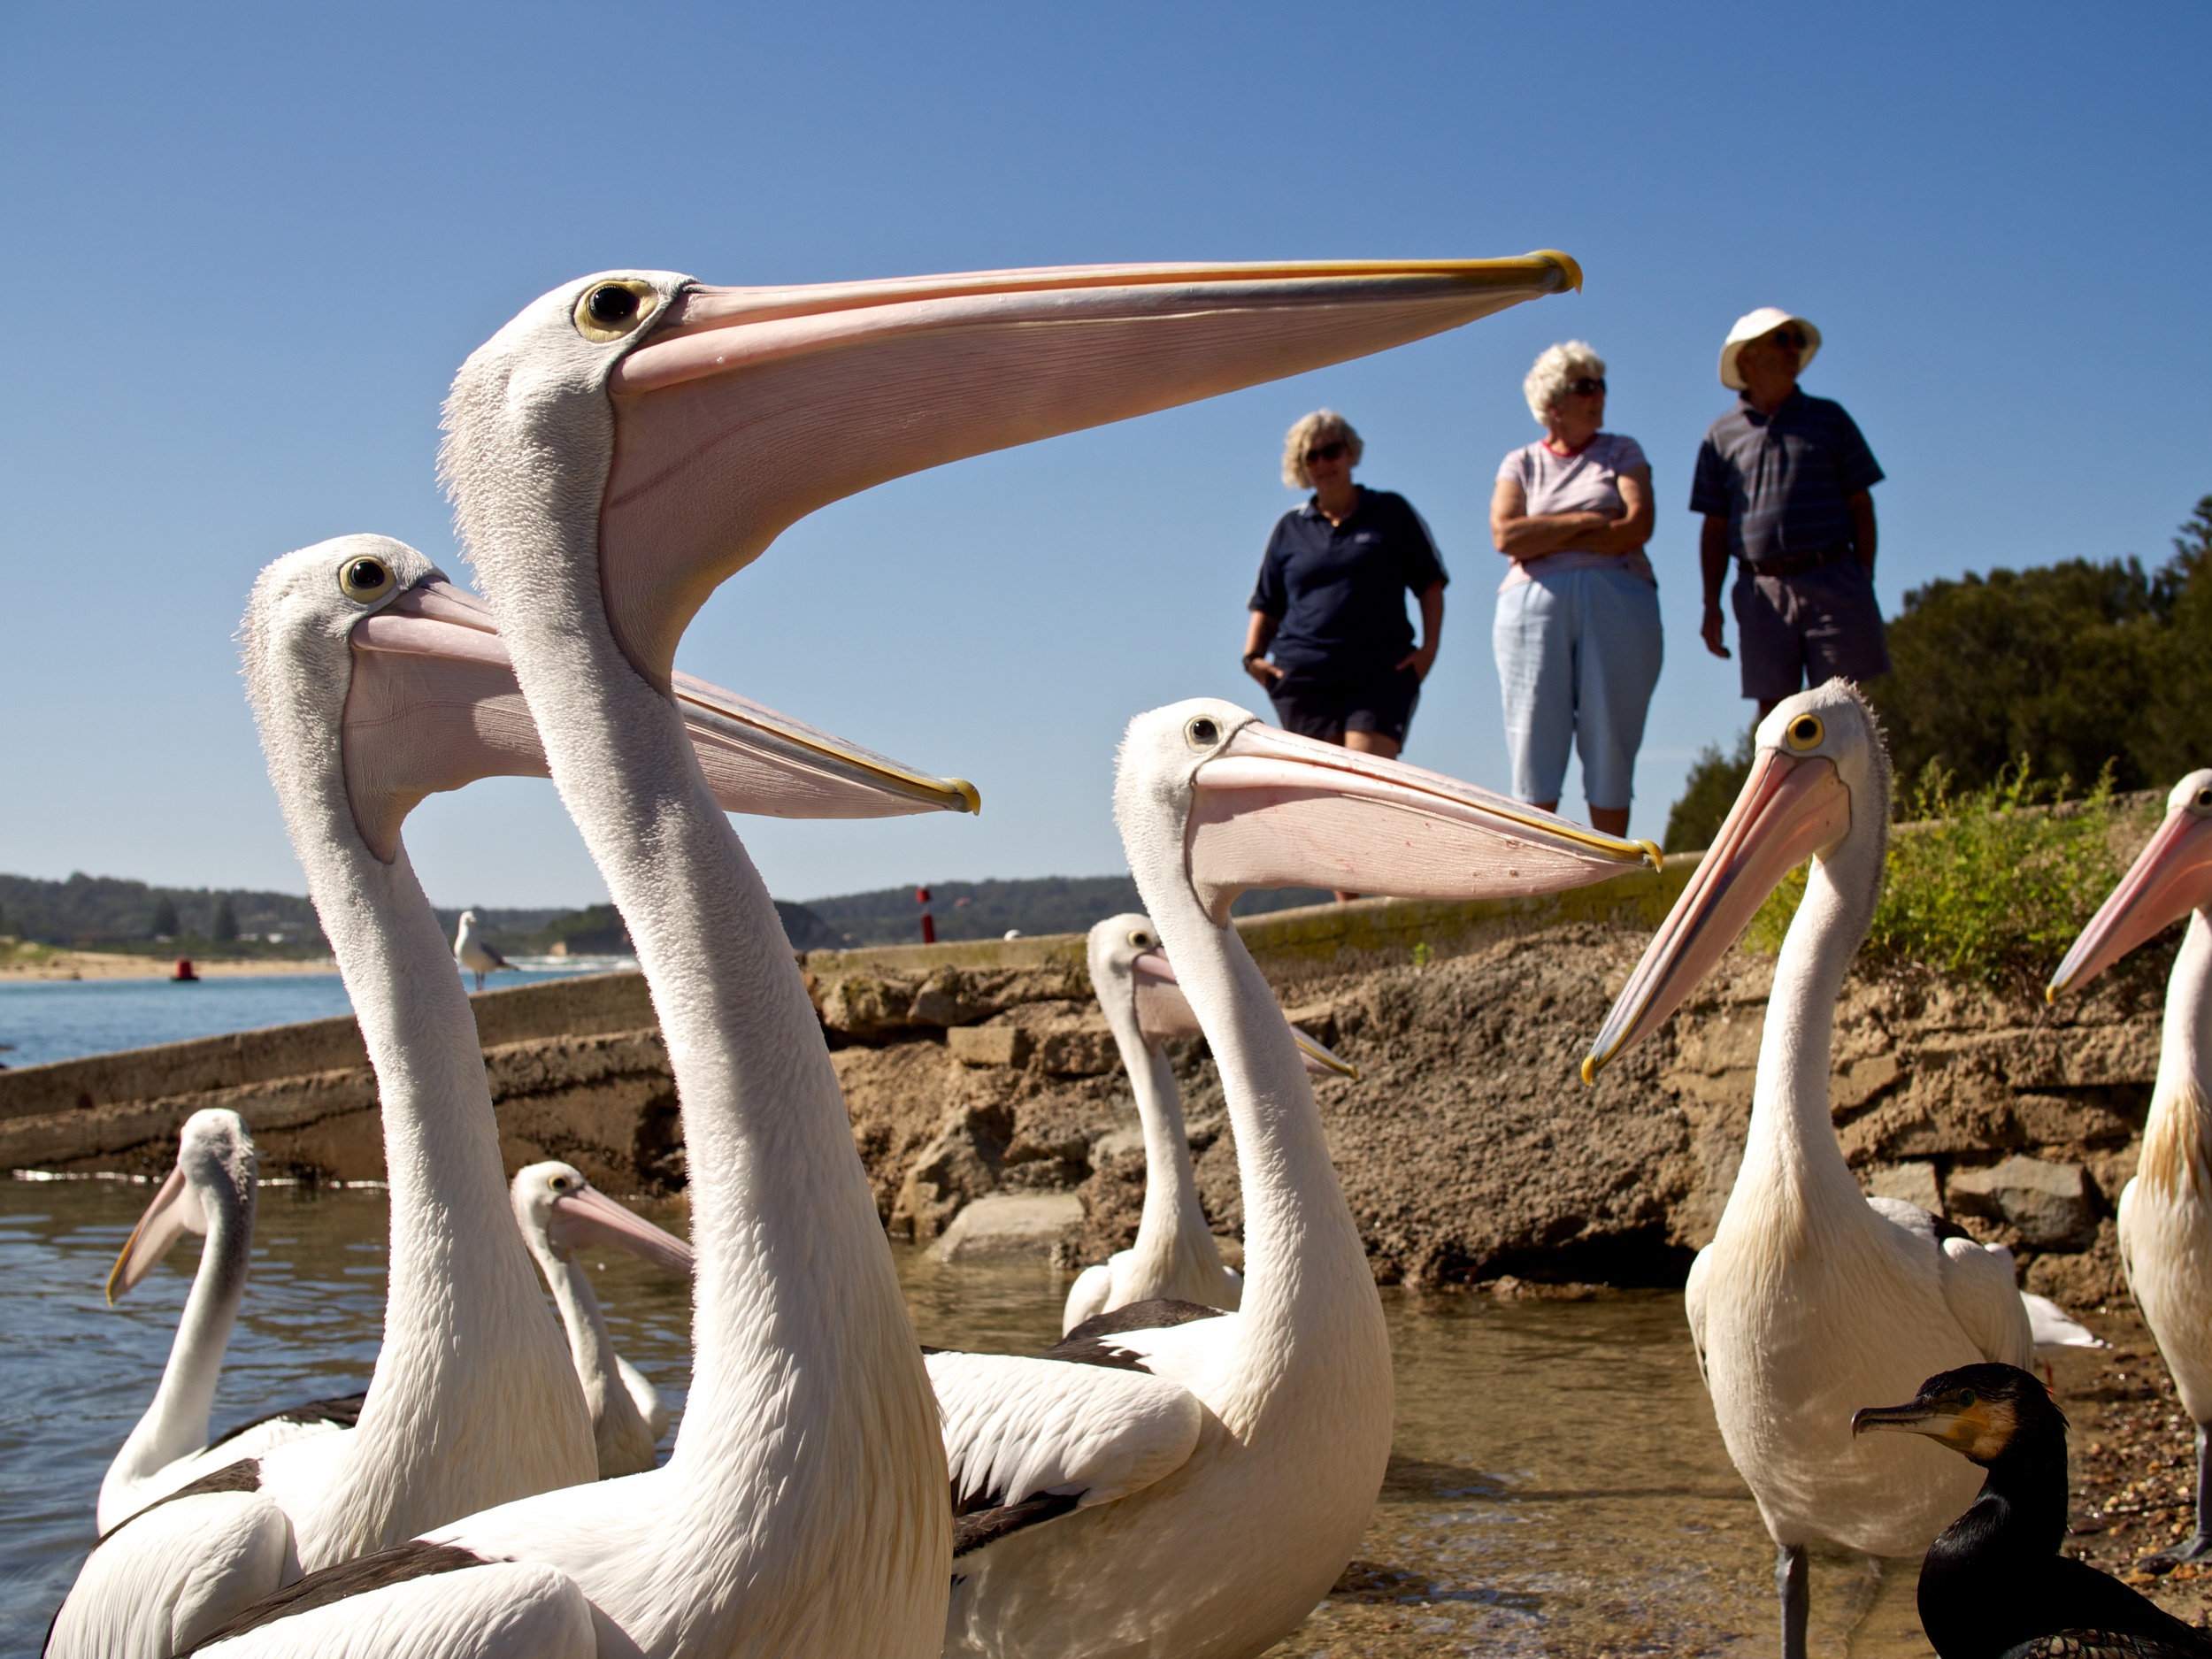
544;1183;694;1277
596;254;1583;684
2047;803;2212;1002
341;575;976;860
1581;747;1849;1085
1851;1394;1998;1462
106;1166;197;1303
1850;1399;1949;1440
1130;943;1359;1079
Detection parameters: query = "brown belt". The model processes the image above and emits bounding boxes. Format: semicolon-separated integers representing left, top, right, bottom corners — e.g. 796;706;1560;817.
1745;545;1854;579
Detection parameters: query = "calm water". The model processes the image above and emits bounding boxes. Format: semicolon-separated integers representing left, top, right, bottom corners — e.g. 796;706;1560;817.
0;1178;1937;1659
0;959;636;1070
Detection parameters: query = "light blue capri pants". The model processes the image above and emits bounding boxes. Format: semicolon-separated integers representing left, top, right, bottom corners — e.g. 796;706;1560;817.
1492;565;1664;811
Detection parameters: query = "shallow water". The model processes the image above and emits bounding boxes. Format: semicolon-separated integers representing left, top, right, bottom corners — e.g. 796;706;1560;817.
0;959;634;1069
0;1178;1935;1658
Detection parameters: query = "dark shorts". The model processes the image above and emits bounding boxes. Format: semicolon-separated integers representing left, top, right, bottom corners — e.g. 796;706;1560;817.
1732;557;1891;702
1268;664;1422;746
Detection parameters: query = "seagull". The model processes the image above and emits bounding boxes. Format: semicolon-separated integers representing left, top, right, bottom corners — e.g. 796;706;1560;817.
453;911;511;991
1583;680;2033;1659
2021;1292;2107;1386
184;254;1584;1657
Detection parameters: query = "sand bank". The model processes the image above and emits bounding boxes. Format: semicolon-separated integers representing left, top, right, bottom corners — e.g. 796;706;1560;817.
0;949;337;982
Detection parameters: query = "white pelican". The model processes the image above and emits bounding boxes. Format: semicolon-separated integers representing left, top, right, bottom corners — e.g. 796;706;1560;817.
184;256;1583;1657
1582;680;2032;1659
97;1111;356;1532
453;912;511;992
1060;911;1356;1333
916;701;1652;1656
2047;767;2212;1571
508;1162;693;1479
51;537;968;1659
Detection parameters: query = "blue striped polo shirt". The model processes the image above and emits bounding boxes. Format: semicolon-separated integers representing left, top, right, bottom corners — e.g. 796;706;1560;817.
1689;389;1884;566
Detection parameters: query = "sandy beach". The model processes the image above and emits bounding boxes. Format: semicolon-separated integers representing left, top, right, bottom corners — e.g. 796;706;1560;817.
0;949;336;983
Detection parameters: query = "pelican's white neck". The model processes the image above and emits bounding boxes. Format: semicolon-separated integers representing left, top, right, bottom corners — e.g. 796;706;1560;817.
1124;1041;1222;1291
2140;913;2212;1195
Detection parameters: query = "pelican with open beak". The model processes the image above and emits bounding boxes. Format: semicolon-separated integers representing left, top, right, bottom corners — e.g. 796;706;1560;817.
2048;769;2212;1573
189;255;1584;1659
1581;680;2031;1659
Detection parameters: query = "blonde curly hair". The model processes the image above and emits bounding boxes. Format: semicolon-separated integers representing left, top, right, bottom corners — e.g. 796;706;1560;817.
1524;342;1606;426
1281;410;1363;490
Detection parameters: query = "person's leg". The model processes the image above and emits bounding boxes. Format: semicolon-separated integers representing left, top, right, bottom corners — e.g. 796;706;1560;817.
1342;729;1400;760
1798;559;1892;690
1494;580;1574;812
1734;568;1807;719
1574;570;1665;841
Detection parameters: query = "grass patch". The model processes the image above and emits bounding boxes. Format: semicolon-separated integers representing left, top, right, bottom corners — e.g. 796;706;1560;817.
1743;761;2155;988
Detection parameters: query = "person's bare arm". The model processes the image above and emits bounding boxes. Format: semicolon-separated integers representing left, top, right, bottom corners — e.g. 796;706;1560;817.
1491;476;1617;558
1700;514;1732;659
1847;492;1878;573
1242;610;1283;687
1396;581;1445;680
1573;466;1655;554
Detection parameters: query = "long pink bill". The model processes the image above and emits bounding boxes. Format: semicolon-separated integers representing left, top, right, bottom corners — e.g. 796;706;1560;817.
1582;748;1850;1084
543;1184;694;1277
105;1166;195;1303
2048;787;2212;1001
1130;946;1357;1079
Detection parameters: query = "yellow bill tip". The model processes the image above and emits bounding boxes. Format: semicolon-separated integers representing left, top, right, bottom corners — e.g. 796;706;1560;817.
949;778;982;816
1532;250;1583;292
1579;1055;1600;1087
1638;840;1663;872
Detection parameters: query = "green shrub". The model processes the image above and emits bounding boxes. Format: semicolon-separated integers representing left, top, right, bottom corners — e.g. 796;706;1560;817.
1743;759;2151;988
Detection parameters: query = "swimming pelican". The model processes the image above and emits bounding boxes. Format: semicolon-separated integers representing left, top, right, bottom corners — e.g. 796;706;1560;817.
52;537;970;1659
1582;680;2033;1659
2047;767;2212;1571
918;701;1651;1656
1060;911;1356;1333
509;1162;692;1479
184;256;1582;1657
97;1111;357;1532
453;912;511;992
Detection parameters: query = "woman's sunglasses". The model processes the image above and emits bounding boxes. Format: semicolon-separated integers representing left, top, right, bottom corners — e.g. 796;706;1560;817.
1563;377;1607;397
1766;328;1808;351
1303;440;1349;465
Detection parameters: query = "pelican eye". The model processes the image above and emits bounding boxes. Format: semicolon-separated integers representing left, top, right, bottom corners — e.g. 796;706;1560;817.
1785;713;1824;752
2195;786;2212;812
337;556;394;603
1185;716;1221;750
1127;930;1153;948
573;280;657;343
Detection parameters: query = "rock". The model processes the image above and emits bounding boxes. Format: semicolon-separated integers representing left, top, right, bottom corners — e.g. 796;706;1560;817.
892;1110;1009;1241
818;975;912;1041
1831;1053;1901;1114
1032;1025;1118;1077
1947;1155;2099;1249
909;970;994;1027
932;1193;1084;1263
1864;1159;1942;1217
948;1026;1033;1068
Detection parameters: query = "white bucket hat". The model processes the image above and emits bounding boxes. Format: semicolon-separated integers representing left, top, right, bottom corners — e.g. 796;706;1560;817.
1719;307;1822;391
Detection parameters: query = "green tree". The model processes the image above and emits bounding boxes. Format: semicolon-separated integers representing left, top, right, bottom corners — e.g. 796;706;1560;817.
1664;728;1754;852
211;895;238;942
150;896;180;937
2137;495;2212;784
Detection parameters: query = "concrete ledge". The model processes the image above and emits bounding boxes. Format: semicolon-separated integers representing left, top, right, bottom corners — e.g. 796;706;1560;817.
931;1193;1084;1263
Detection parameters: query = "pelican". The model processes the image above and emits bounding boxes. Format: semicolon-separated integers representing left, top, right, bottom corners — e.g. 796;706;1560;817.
97;1111;354;1532
912;702;1652;1655
1582;680;2032;1659
1060;911;1356;1333
2047;767;2212;1571
509;1162;693;1479
454;912;511;991
185;257;1582;1657
51;537;969;1659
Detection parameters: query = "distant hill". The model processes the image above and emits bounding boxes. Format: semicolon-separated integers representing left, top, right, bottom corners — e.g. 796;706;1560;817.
0;871;1334;958
796;877;1334;949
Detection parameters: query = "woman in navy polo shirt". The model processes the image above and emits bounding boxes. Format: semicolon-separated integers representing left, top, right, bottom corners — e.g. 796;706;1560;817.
1241;410;1447;761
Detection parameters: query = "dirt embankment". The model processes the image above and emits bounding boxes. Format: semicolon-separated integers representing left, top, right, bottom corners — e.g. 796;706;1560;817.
828;921;2170;1302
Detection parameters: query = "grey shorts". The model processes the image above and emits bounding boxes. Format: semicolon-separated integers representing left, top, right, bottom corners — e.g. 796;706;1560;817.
1732;557;1891;702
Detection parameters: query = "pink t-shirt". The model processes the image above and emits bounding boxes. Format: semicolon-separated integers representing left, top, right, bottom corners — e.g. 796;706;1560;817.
1494;432;1656;591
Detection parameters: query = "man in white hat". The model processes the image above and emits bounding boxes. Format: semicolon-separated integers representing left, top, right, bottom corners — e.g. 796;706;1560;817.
1690;308;1887;715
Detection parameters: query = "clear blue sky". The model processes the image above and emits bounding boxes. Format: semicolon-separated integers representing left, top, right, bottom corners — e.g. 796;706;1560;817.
4;2;2207;910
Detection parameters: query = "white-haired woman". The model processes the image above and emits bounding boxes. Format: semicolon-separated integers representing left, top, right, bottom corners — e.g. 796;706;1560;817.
1489;343;1661;838
1244;410;1447;762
